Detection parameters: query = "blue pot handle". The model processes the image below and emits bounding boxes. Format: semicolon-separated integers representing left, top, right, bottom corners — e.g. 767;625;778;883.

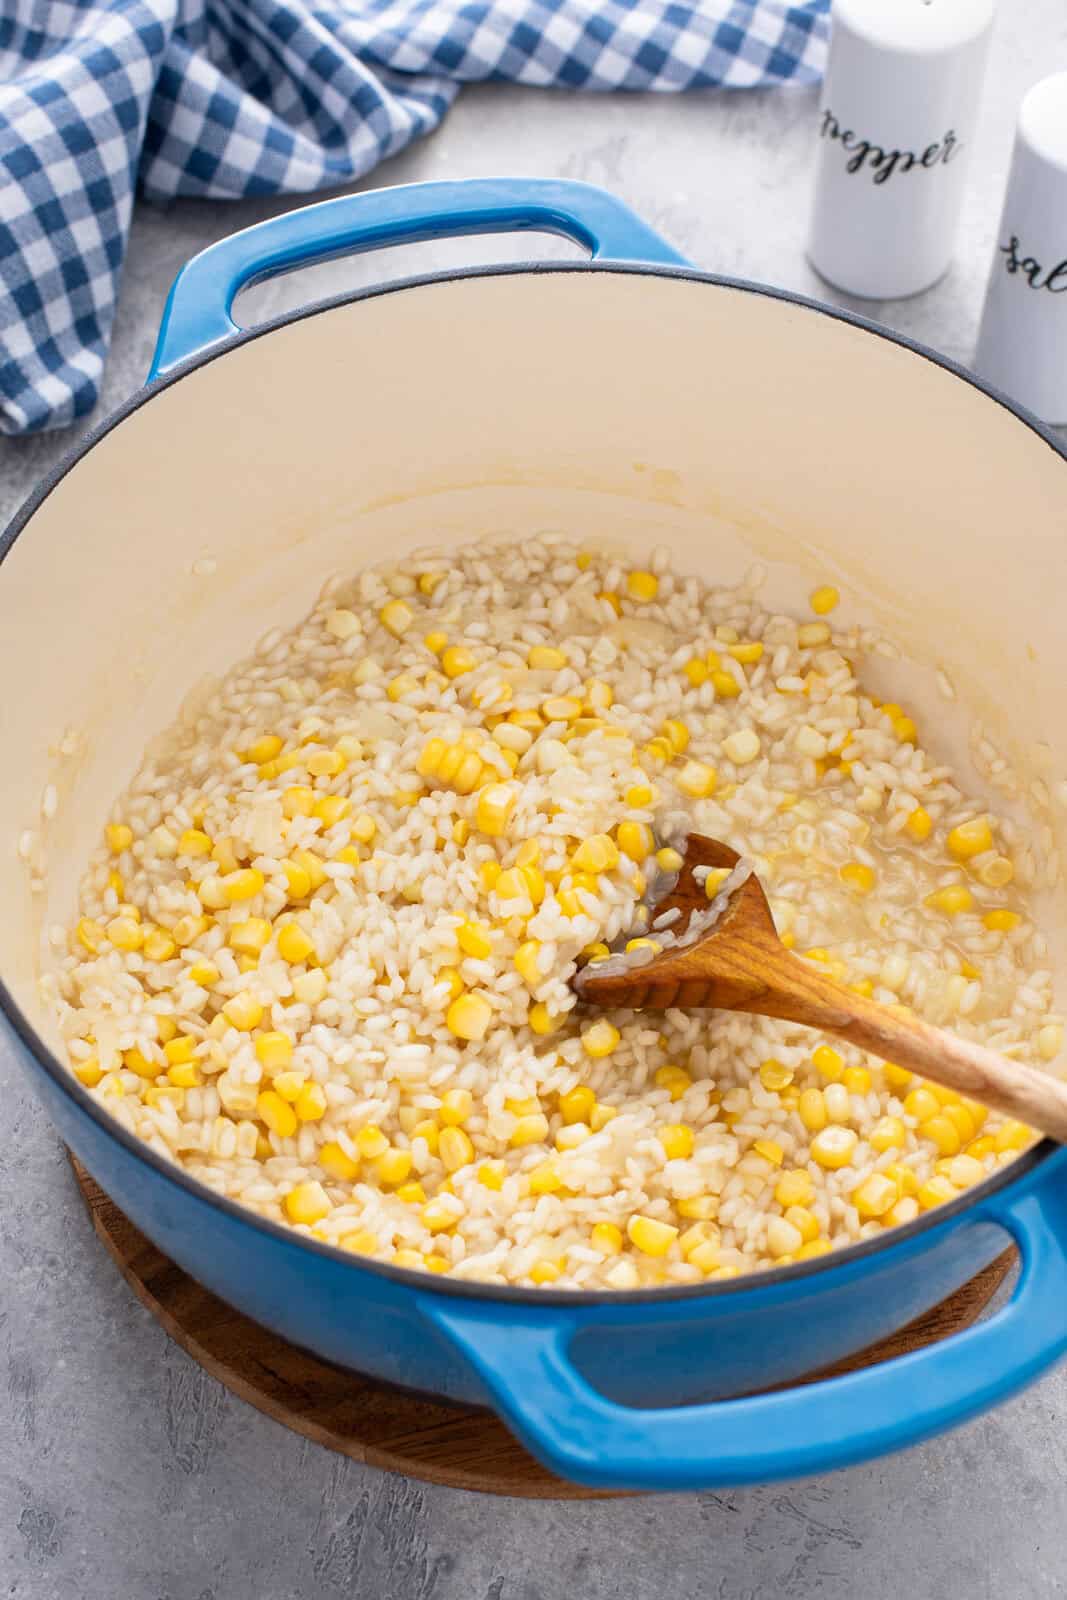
150;178;688;378
420;1156;1067;1490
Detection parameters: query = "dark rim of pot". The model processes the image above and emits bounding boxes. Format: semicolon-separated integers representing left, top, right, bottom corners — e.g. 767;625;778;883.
1;258;1064;1307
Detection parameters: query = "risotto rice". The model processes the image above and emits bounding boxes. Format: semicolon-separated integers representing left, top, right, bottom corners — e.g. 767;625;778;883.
49;533;1064;1288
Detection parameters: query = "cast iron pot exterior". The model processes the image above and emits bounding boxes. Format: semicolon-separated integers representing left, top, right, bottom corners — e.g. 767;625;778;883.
3;180;1067;1491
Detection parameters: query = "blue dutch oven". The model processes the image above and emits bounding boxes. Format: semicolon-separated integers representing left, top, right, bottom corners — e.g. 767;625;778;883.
2;179;1066;1491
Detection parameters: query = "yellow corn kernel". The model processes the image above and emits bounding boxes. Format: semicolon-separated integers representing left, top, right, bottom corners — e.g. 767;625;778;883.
255;1031;293;1071
842;1066;872;1095
675;760;718;799
994;1119;1034;1154
528;1260;562;1285
925;884;975;917
784;1205;819;1244
72;1056;104;1088
377;599;413;637
423;1194;465;1234
918;1175;958;1211
797;1088;828;1132
688;1239;723;1274
947;816;994;861
446;991;492;1041
541;695;583;724
281;788;315;824
509;1113;550;1148
654;1064;692;1101
676;1194;719;1221
839;861;876;895
166;1061;200;1089
476;783;517;837
807;1045;841;1083
966;1135;996;1160
677;1220;716;1258
228;917;271;956
654;721;687;758
76;917;104;953
528;1003;561;1036
106;869;125;898
188;960;220;986
624;783;654;808
795;1238;833;1261
751;1138;784;1167
142;929;176;962
683;657;709;687
163;1035;196;1067
616;820;653;862
942;1103;975;1142
371;1147;411;1187
441;645;476;679
571;834;620;875
456;920;492;961
900;807;933;845
627;1214;678;1256
759;1058;794;1092
277;923;315;965
432;967;463;1005
810;1126;858;1169
257;1090;297;1138
582;1020;620;1059
627;569;658;602
774;1169;814;1207
904;1086;940;1122
880;1163;917;1199
710;670;741;698
869;1115;906;1153
292;1081;326;1120
284;1181;331;1225
527;645;568;670
526;1161;563;1196
514;940;543;988
436;1126;473;1173
659;1123;694;1160
306;749;346;779
107;915;144;952
590;1222;623;1256
809;585;839;615
410;1119;440;1156
596;589;621;616
220;868;264;904
315;1141;358;1182
177;828;212;860
984;908;1021;932
551;1087;594;1130
314;794;352;830
106;822;133;853
480;859;503;895
341;1126;385;1165
223;993;264;1031
439;1088;473;1127
655;847;685;875
476;1162;505;1191
853;1173;898;1220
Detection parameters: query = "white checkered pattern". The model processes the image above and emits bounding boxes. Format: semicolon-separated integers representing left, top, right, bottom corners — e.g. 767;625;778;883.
0;0;828;434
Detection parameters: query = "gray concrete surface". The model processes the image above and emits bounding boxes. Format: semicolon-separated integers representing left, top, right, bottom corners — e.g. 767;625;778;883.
3;6;1067;1596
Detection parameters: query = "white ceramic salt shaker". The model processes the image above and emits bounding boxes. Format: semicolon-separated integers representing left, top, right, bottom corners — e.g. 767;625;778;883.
973;73;1067;426
807;0;995;300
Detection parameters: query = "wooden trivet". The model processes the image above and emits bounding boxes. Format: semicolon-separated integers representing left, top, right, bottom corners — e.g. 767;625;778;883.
71;1156;1015;1499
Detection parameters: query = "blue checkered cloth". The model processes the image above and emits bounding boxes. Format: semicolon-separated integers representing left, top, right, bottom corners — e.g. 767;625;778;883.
0;0;828;434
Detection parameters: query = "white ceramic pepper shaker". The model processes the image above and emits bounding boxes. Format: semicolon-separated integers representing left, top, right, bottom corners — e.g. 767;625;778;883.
973;73;1067;426
807;0;995;300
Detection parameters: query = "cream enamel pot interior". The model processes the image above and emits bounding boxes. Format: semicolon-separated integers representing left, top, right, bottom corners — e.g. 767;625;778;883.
2;179;1067;1491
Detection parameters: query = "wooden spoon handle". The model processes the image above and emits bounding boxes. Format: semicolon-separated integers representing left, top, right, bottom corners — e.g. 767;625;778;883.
772;954;1067;1142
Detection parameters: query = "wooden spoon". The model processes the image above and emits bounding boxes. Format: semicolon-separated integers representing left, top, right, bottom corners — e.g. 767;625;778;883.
574;834;1067;1142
